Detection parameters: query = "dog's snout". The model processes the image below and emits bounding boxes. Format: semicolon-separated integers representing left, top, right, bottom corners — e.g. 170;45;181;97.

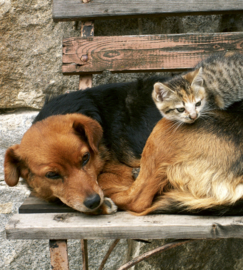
84;194;101;210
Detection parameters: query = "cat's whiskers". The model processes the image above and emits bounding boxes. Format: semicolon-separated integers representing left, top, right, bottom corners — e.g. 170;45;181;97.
200;115;214;122
202;106;215;114
200;111;215;122
165;121;179;133
200;108;216;120
173;121;184;133
166;120;184;134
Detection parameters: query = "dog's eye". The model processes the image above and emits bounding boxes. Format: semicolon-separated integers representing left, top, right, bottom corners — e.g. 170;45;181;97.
195;101;201;107
176;108;185;113
82;153;90;167
45;172;61;180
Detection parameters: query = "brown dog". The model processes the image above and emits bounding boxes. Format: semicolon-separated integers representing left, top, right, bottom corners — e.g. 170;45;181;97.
5;114;115;212
4;114;120;214
4;76;169;214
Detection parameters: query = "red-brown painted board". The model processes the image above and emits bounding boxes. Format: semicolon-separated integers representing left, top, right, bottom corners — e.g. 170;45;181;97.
49;240;69;270
62;32;243;74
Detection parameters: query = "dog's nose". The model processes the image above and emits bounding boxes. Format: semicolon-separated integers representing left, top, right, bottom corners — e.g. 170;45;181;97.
84;194;101;210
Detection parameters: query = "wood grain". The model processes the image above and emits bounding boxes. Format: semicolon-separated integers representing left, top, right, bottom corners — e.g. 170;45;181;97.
53;0;243;21
79;21;94;90
49;240;69;270
62;32;243;74
6;212;243;240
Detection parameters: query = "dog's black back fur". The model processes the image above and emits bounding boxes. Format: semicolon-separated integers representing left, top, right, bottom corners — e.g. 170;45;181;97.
34;76;171;164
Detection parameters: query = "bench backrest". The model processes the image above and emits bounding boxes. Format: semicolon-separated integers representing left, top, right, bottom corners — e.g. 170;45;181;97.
53;0;243;21
53;0;243;76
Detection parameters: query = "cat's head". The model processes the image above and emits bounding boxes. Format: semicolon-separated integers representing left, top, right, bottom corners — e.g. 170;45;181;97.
152;68;206;123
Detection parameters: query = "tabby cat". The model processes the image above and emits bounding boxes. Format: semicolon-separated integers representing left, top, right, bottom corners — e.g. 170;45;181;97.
152;52;243;123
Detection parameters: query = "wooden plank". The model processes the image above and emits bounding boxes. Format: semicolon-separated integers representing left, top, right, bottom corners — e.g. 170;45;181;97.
79;21;94;90
81;240;88;270
62;32;243;75
6;212;243;240
53;0;243;21
49;240;69;270
19;196;77;213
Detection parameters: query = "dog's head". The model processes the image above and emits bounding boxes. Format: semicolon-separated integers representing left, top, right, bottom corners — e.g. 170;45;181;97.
4;113;108;213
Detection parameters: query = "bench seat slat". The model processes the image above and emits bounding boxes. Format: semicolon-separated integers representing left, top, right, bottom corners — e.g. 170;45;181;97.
6;212;243;240
53;0;243;21
62;32;243;74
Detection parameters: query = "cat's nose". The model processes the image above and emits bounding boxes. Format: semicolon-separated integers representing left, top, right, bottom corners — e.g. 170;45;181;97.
189;113;198;120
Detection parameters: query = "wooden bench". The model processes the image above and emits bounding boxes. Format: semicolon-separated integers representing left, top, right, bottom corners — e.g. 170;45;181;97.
6;1;243;269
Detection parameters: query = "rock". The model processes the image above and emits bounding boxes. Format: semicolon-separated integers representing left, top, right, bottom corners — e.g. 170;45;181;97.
0;0;80;109
0;202;12;213
0;111;38;181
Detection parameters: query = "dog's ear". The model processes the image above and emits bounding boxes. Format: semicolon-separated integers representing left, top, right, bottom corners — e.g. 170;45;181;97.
72;117;103;154
4;145;21;187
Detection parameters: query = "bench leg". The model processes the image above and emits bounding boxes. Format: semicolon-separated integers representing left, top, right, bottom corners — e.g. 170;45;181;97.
99;239;120;270
81;239;89;270
49;240;69;270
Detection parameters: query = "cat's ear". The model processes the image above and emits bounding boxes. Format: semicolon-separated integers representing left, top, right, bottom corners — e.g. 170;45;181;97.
191;67;204;87
152;82;174;102
184;68;203;87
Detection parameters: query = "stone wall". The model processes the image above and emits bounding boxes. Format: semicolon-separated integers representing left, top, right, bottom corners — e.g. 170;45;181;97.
1;0;243;269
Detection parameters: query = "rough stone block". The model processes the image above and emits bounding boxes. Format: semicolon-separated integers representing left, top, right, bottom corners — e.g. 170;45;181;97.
0;202;12;214
0;0;80;109
0;111;38;181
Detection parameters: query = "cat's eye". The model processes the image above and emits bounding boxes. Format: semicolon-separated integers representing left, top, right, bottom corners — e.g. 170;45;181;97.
165;109;173;114
195;101;201;107
45;172;61;180
82;152;90;167
176;108;185;113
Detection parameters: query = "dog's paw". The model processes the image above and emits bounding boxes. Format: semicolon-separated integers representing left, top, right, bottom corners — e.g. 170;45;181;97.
103;197;118;214
89;197;118;215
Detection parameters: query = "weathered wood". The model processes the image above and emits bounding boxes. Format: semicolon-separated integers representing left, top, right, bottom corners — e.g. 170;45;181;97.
53;0;243;21
6;212;243;240
118;240;194;270
81;21;94;38
79;21;94;90
62;32;243;74
81;240;88;270
99;239;120;270
19;196;77;213
49;240;69;270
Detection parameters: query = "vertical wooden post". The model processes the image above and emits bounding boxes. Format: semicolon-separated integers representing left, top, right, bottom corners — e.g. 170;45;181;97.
49;240;69;270
79;21;94;270
79;21;94;90
81;239;89;270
